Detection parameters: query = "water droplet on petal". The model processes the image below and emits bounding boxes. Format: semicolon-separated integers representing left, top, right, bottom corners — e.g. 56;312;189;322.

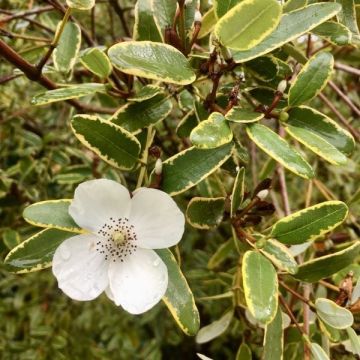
60;245;71;260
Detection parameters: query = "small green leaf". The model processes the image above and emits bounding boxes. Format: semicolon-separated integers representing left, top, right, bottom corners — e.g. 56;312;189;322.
195;311;233;344
283;0;307;13
214;0;241;19
152;0;177;35
310;342;330;360
271;201;348;245
214;0;282;51
345;327;360;356
198;8;216;39
208;240;235;270
246;123;314;179
232;3;342;63
242;251;278;324
236;343;252;360
31;83;106;105
66;0;95;10
23;200;82;233
293;242;360;282
186;197;226;229
156;249;200;336
160;143;234;196
108;41;196;85
315;298;353;329
263;307;283;360
288;52;334;107
176;111;199;138
287;106;355;156
226;108;264;123
2;229;21;250
110;94;172;133
312;21;352;46
80;48;112;78
71;115;141;170
128;85;162;102
190;112;233;149
231;167;245;216
53;22;81;74
134;0;162;42
4;229;74;273
261;239;298;274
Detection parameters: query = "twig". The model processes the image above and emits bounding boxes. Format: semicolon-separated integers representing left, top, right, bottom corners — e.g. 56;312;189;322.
0;6;53;24
335;62;360;77
328;81;360;117
319;280;340;293
108;0;131;37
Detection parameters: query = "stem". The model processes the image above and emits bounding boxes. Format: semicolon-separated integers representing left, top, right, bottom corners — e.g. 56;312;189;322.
328;81;360;117
108;0;131;37
319;280;340;293
335;62;360;76
279;281;315;309
136;126;154;189
178;1;186;52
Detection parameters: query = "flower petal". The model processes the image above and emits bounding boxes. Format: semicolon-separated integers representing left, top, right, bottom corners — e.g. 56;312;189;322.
52;234;109;301
129;188;185;249
69;179;131;233
108;248;168;314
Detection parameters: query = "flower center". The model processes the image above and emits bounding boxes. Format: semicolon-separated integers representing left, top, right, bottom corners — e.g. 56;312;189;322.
95;217;137;262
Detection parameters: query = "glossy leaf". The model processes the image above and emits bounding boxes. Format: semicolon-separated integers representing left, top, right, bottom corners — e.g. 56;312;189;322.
108;41;196;85
190;112;233;149
214;0;282;51
271;201;348;245
196;311;233;344
242;251;278;324
4;229;74;273
261;239;298;274
23;200;82;233
263;307;283;360
133;0;162;42
214;0;241;19
80;48;112;78
312;21;352;46
198;8;216;38
335;0;360;38
160;143;234;196
231;167;245;217
110;94;172;133
157;249;200;336
66;0;94;10
53;22;81;74
186;197;226;229
287;106;355;156
310;343;330;360
71;115;141;170
283;0;307;13
31;83;105;105
245;55;279;82
128;85;162;102
346;327;360;356
152;0;177;35
246;123;314;179
293;242;360;282
176;111;199;138
226;108;264;123
288;52;334;107
232;3;341;63
315;298;353;329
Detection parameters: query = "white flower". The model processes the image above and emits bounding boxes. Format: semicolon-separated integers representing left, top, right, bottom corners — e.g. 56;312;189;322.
52;179;185;314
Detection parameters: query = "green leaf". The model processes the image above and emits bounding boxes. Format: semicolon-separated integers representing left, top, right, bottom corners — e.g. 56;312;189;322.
208;240;235;270
4;229;74;273
261;239;298;274
263;307;283;360
315;298;353;329
232;3;342;63
176;111;199;138
128;85;162;102
152;0;177;35
108;41;196;85
198;8;216;39
214;0;241;19
134;0;162;42
71;115;141;170
271;201;348;245
31;83;106;105
23;200;82;233
242;251;278;324
312;21;352;46
186;197;226;229
293;242;360;282
245;55;279;82
156;249;200;336
236;343;252;360
2;229;21;250
110;94;172;133
195;311;233;344
283;0;307;13
226;108;264;123
66;0;95;10
246;123;314;179
287;106;355;156
53;22;81;74
310;342;330;360
80;48;112;78
346;327;360;356
160;143;234;196
231;167;245;217
288;52;334;107
190;112;233;149
335;0;360;39
214;0;282;51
